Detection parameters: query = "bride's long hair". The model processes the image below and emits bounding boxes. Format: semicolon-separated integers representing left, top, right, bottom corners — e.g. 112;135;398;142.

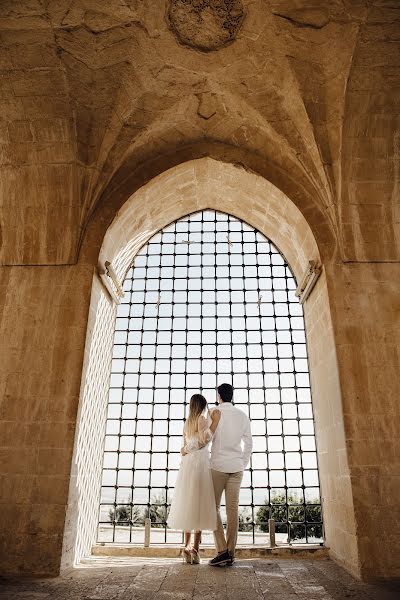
185;394;207;438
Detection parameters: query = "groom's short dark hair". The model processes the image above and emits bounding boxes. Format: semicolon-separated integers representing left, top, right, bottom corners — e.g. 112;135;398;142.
218;383;233;403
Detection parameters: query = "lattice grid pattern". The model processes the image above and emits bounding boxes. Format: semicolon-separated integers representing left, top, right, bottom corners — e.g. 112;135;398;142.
98;210;323;546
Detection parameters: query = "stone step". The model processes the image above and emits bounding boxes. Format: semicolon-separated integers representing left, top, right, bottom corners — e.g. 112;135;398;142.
92;544;328;560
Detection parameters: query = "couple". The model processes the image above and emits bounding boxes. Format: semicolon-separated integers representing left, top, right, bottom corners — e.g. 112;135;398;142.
167;383;253;566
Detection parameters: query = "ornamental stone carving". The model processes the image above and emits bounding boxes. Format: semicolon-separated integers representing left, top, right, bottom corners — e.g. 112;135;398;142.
167;0;245;52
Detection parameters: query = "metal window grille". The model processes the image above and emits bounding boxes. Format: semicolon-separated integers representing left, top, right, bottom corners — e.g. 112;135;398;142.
98;210;323;546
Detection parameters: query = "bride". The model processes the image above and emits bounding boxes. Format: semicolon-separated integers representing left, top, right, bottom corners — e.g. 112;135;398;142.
167;393;220;564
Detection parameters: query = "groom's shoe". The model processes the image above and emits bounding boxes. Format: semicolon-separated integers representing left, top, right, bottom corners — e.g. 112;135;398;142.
208;550;231;567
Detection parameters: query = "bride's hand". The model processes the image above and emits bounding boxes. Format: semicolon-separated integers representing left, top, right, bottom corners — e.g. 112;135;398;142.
180;447;188;456
210;408;221;434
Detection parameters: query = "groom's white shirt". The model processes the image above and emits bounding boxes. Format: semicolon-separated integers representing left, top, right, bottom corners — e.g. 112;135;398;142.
210;402;252;473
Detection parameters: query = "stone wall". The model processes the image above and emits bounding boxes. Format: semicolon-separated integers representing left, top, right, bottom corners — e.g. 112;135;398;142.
327;262;400;580
61;275;116;571
304;270;359;576
0;264;93;575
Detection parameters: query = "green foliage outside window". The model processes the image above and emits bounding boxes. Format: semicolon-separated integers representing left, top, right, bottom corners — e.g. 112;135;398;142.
148;491;168;528
108;491;322;541
238;507;253;532
108;504;143;526
256;492;322;540
108;492;169;528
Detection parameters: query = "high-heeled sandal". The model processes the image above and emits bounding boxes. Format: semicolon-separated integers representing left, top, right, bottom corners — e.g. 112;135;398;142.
182;546;192;564
190;548;200;564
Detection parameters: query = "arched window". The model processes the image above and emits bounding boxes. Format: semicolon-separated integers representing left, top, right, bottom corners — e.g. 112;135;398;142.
98;210;323;546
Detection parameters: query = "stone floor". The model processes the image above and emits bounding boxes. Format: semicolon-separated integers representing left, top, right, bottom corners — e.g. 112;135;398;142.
0;556;399;600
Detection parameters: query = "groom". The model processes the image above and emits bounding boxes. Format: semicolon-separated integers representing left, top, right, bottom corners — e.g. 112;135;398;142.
208;383;252;566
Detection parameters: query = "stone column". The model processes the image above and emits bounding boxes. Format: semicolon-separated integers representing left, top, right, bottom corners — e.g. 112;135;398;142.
0;263;94;575
326;261;400;580
304;270;359;576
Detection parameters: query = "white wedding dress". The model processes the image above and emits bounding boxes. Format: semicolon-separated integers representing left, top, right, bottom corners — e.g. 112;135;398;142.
167;415;217;532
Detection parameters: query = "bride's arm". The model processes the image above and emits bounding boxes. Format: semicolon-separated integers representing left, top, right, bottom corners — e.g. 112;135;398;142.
210;409;221;434
181;411;220;454
181;428;200;455
198;416;211;445
198;411;220;444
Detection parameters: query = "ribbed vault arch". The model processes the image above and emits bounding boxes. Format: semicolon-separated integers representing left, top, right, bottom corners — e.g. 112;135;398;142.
97;157;322;282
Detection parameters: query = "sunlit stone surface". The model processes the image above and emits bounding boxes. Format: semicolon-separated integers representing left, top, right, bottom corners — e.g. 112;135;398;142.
0;557;399;600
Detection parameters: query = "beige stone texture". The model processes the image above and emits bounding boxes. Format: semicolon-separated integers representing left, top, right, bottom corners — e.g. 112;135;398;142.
326;261;400;580
2;556;399;600
0;0;399;583
99;159;320;283
92;543;328;560
61;274;116;571
304;271;360;577
0;264;94;575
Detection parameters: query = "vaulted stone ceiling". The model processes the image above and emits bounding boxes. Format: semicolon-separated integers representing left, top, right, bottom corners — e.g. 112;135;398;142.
0;0;399;265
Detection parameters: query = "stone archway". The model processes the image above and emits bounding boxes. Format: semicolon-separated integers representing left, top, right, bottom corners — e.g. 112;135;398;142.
62;158;356;576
